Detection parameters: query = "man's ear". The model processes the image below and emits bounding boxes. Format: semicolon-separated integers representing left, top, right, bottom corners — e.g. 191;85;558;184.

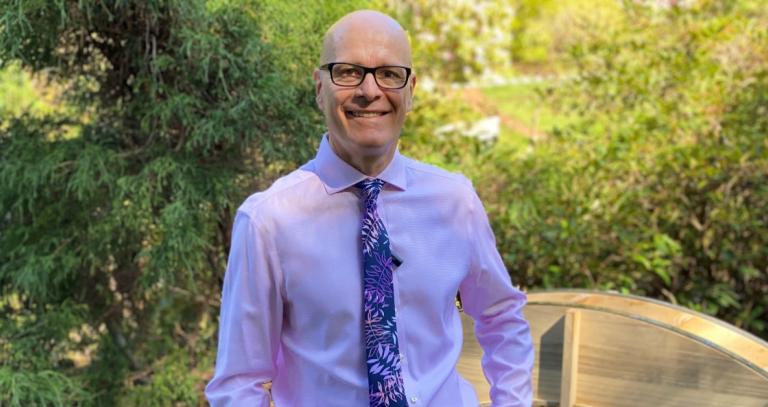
313;69;323;108
405;74;417;112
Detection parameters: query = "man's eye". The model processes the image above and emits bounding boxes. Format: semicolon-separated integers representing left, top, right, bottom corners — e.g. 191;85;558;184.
338;68;361;77
380;69;403;79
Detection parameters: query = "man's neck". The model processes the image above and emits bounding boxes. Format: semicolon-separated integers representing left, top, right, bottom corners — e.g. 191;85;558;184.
328;136;396;177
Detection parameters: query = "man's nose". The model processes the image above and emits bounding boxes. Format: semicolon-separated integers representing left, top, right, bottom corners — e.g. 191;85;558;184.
355;72;383;100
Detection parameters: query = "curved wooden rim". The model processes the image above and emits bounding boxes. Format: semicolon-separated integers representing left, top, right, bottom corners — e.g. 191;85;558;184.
527;289;768;376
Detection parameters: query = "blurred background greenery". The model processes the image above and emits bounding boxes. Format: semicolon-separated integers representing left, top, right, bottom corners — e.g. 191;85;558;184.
1;0;766;405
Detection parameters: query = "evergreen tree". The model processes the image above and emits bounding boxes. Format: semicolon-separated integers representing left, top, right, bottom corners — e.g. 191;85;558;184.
0;0;364;404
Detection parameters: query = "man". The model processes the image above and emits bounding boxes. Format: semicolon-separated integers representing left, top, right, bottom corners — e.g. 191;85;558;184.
205;10;533;407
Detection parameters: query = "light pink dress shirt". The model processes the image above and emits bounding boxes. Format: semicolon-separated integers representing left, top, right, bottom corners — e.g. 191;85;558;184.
205;135;533;406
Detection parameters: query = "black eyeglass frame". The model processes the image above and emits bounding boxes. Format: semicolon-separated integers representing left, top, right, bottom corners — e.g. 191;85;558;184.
319;62;413;90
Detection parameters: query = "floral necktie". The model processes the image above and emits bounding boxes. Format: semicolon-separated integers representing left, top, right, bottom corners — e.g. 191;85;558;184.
357;179;407;407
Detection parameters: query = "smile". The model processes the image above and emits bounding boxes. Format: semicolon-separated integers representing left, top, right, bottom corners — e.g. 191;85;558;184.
346;110;388;118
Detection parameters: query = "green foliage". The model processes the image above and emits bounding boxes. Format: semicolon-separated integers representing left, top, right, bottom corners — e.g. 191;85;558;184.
0;296;92;405
482;0;768;336
508;0;624;68
385;0;516;83
258;0;374;85
0;367;90;407
0;64;53;121
116;351;206;407
400;87;486;173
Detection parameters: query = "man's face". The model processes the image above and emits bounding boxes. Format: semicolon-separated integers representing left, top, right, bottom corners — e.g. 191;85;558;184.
314;25;415;165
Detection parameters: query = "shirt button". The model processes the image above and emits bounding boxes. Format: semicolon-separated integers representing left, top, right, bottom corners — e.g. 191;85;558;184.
410;396;418;404
400;354;407;362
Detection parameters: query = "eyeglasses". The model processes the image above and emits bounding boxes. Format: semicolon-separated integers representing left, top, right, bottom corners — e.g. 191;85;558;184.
319;62;412;90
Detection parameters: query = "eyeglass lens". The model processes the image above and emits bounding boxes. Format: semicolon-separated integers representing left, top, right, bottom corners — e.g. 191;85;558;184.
331;64;407;88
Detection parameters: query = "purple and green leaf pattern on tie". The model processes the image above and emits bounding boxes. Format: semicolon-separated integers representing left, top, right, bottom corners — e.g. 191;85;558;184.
357;179;408;407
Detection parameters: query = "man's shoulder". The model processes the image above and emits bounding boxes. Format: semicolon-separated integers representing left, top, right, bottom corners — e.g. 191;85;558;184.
237;166;317;220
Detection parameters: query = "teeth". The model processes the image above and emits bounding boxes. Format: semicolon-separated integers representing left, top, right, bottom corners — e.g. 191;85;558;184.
348;111;385;118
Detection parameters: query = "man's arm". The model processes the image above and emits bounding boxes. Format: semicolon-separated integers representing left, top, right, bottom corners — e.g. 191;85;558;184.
459;190;534;407
205;211;283;407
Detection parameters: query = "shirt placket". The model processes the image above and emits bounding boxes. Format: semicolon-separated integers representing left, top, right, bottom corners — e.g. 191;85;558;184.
378;188;422;406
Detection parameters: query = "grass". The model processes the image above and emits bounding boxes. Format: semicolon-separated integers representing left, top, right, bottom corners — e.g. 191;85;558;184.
478;82;560;155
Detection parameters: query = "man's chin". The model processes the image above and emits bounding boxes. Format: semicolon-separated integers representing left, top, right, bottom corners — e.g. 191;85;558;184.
358;139;400;156
329;130;397;158
342;129;397;148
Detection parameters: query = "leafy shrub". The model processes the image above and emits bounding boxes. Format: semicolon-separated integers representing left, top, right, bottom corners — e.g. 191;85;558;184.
482;0;768;337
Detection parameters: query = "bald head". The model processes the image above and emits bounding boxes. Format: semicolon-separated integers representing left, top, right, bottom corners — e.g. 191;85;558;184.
320;10;411;66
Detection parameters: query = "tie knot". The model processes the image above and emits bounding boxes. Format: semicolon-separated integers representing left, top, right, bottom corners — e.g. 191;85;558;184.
356;178;385;200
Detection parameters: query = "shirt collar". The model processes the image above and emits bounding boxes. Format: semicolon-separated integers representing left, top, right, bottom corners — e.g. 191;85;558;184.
313;133;408;194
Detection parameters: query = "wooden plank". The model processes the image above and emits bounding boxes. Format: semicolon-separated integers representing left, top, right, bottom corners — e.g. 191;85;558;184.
457;312;492;404
560;309;581;407
523;305;768;406
576;308;768;406
528;306;567;403
463;291;768;406
528;290;768;373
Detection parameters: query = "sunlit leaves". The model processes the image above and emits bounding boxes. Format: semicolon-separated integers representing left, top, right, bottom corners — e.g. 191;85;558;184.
482;1;768;338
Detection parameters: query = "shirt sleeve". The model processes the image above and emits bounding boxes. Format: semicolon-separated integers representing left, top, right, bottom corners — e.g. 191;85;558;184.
205;210;283;407
459;189;534;407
